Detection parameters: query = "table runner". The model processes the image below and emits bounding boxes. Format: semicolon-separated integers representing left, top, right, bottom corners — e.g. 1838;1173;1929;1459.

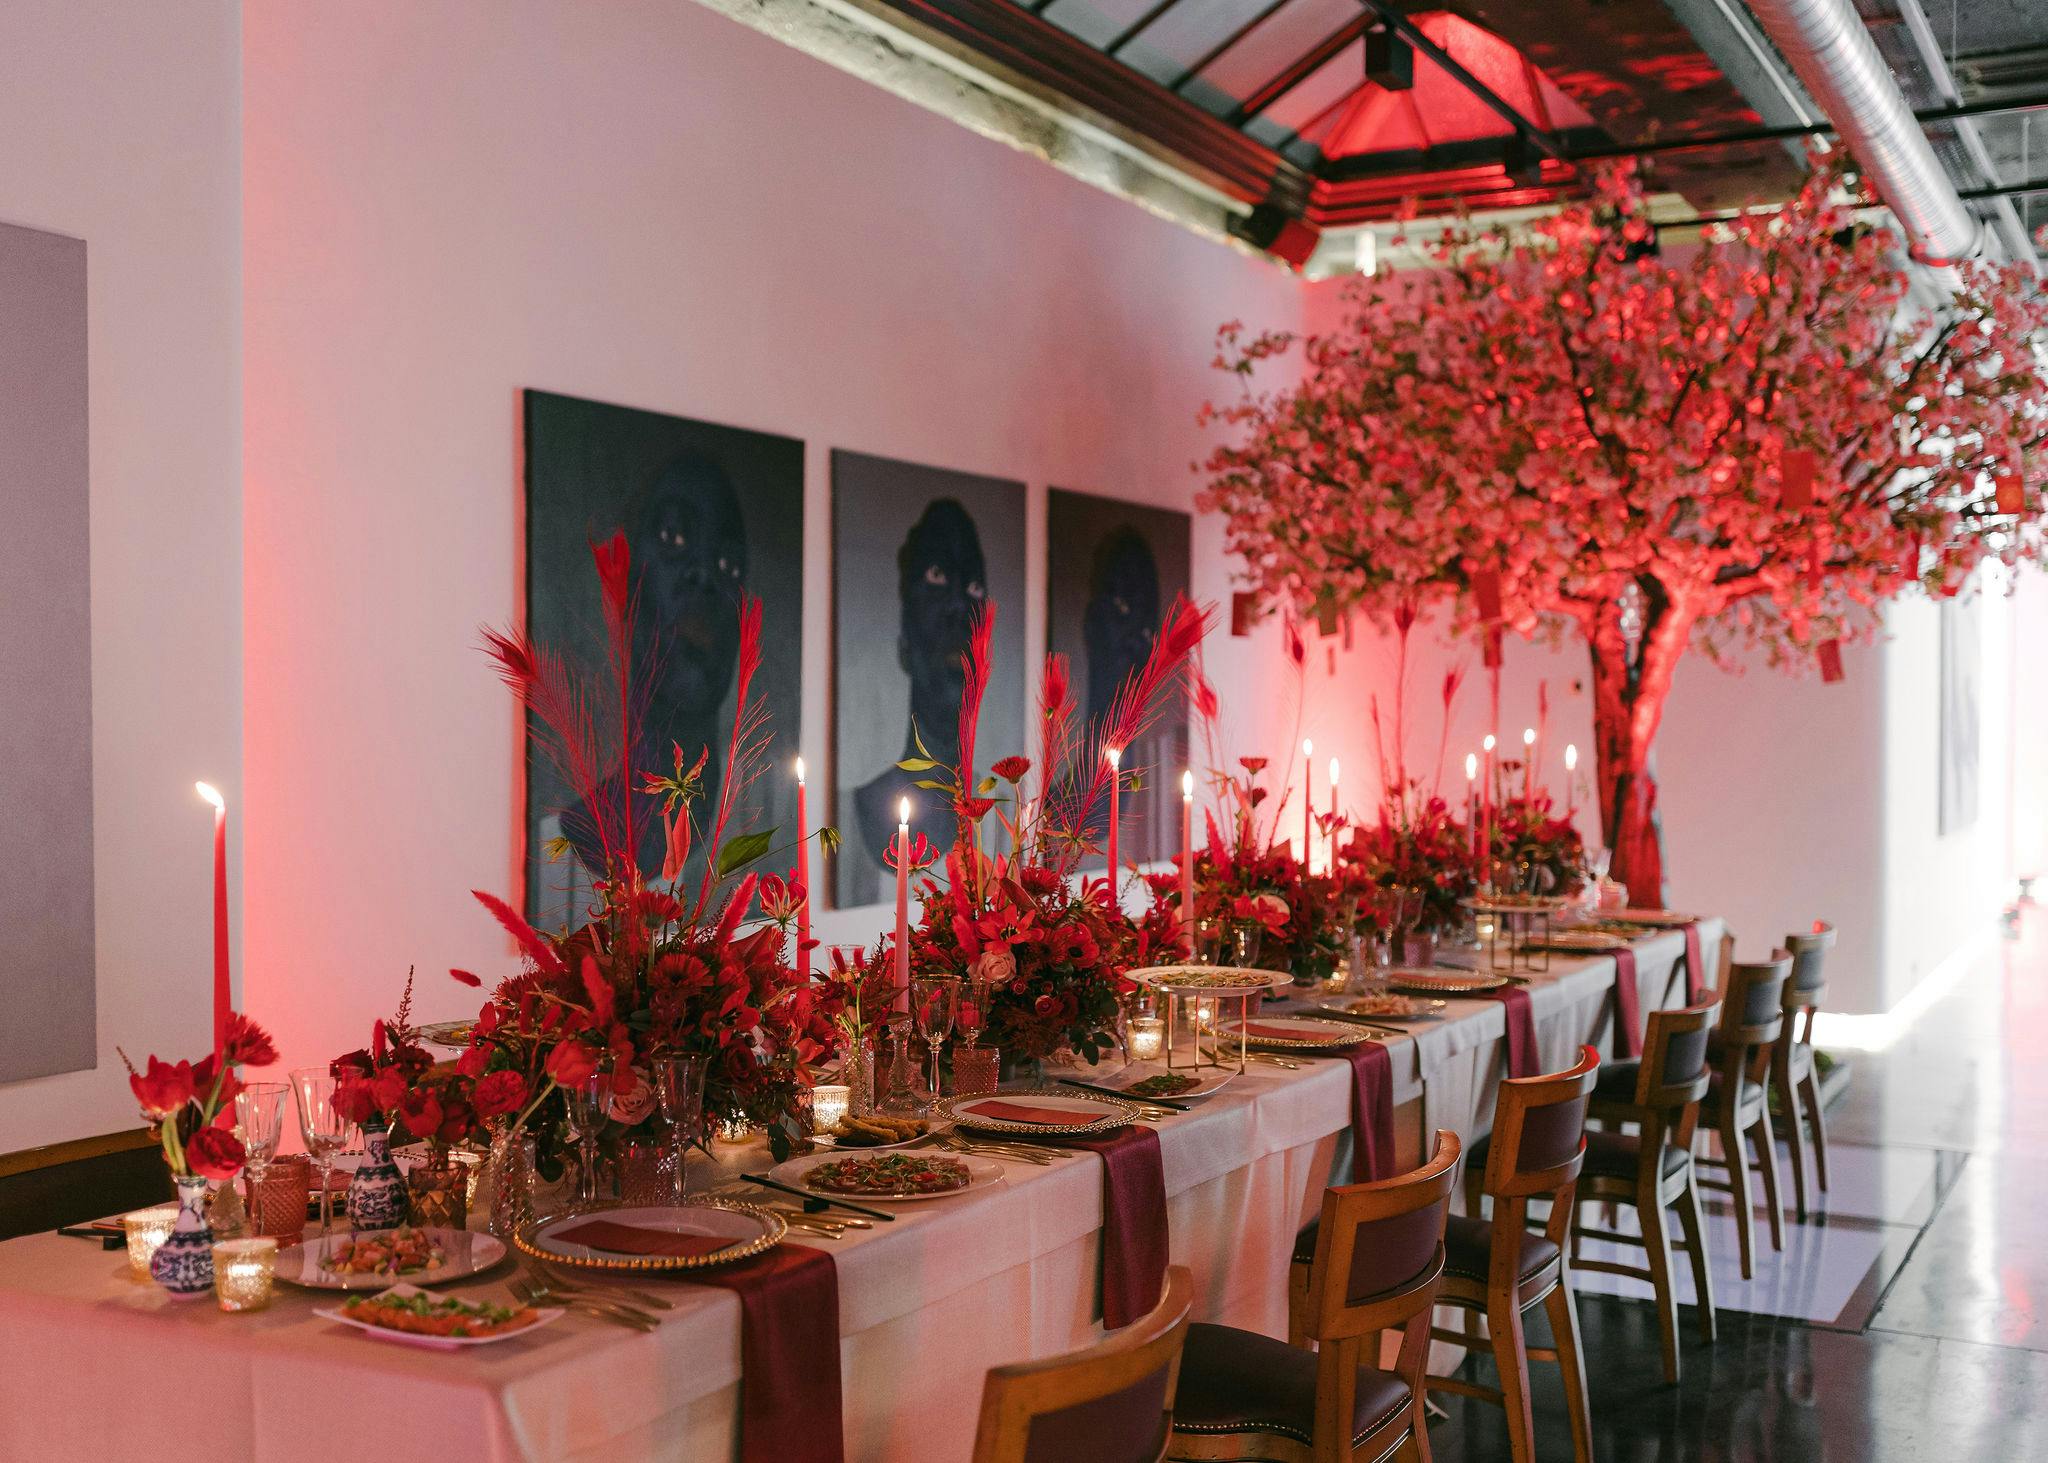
1060;1126;1168;1329
1486;985;1540;1079
681;1243;843;1463
1681;923;1707;1002
1610;948;1643;1059
1339;1040;1396;1182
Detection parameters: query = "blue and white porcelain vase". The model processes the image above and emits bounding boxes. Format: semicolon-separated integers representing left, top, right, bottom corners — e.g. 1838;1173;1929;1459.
346;1118;407;1231
150;1174;216;1298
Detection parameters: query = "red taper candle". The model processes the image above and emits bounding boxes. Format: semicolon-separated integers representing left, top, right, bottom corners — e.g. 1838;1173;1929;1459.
197;782;229;1052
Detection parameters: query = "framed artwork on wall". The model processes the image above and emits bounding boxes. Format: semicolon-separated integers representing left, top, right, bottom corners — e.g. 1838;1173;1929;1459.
831;450;1026;909
522;389;804;926
1045;488;1192;870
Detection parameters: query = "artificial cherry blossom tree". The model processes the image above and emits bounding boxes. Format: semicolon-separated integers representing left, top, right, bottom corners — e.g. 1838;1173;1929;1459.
1200;165;2048;903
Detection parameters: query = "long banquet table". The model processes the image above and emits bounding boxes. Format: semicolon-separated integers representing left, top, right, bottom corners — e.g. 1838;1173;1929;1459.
0;920;1723;1462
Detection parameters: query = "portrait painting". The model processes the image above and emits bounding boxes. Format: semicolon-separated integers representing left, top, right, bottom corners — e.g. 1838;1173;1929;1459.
523;390;804;927
832;450;1026;909
1045;489;1192;870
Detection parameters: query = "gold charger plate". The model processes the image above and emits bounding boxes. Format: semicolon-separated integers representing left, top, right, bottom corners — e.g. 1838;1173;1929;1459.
946;1087;1137;1139
1128;964;1295;996
1383;969;1512;996
516;1198;786;1273
1227;1014;1374;1051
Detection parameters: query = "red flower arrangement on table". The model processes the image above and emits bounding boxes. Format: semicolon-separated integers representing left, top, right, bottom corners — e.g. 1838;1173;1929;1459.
122;1012;279;1181
1343;795;1478;939
1484;792;1586;898
439;533;842;1166
887;597;1210;1064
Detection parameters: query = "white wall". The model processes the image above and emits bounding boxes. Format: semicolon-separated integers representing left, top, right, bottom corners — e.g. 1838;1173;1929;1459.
240;0;1311;1081
0;1;243;1151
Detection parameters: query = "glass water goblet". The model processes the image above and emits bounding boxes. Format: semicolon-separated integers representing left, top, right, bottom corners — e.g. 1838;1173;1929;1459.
654;1055;706;1204
234;1083;288;1236
563;1071;611;1210
291;1070;351;1239
910;976;959;1114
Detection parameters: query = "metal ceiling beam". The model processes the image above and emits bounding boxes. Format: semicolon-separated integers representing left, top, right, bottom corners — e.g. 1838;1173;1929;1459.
1168;0;1292;94
1352;0;1563;159
1231;16;1372;125
1555;92;2048;162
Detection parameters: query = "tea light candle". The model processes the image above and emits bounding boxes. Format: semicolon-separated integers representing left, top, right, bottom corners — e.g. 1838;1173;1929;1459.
1128;1017;1165;1062
122;1206;179;1281
717;1115;756;1144
212;1237;278;1312
811;1084;851;1134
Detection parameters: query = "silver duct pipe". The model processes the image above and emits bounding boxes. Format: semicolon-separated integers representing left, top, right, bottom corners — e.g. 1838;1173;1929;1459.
1745;0;1982;266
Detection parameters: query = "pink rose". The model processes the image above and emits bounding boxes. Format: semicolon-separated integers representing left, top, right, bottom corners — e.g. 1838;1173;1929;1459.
975;946;1017;986
608;1067;656;1125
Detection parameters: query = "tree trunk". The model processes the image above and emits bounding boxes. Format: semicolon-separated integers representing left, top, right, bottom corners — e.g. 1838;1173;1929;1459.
1586;581;1692;909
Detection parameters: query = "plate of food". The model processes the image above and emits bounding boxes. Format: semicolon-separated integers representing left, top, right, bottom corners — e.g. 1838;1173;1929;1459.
1224;1014;1373;1051
1382;969;1512;996
276;1226;503;1291
517;1199;785;1273
1128;965;1294;996
770;1150;1003;1203
1523;929;1632;952
315;1283;561;1349
947;1089;1135;1138
1322;992;1444;1021
823;1114;935;1149
1096;1067;1234;1101
1606;909;1703;927
415;1020;476;1050
1463;894;1572;914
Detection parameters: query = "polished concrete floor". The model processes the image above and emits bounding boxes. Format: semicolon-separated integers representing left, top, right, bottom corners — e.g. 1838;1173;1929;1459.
1427;904;2048;1461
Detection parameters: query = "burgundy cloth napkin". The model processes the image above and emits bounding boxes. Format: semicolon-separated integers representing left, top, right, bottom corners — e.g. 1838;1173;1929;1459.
1485;985;1540;1079
1681;923;1707;1002
548;1219;733;1259
1610;947;1644;1060
681;1242;844;1463
1236;1022;1313;1041
1340;1040;1397;1183
1060;1125;1169;1330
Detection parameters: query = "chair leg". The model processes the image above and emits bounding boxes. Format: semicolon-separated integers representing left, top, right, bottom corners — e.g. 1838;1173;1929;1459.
1779;1069;1812;1220
1287;1259;1311;1350
1802;1070;1831;1194
1543;1281;1595;1463
1720;1110;1757;1280
1675;1169;1717;1345
1488;1293;1537;1463
1752;1106;1786;1253
1639;1184;1680;1385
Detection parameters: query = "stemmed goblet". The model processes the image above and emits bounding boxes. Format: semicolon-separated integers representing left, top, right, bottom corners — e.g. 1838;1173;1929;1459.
654;1054;707;1204
291;1070;352;1239
235;1082;288;1236
910;975;959;1114
562;1070;611;1210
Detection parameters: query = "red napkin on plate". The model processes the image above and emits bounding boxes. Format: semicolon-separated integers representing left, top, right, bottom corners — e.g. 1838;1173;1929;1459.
1485;986;1540;1079
1060;1126;1168;1330
1680;923;1707;1002
547;1219;732;1259
1236;1022;1311;1041
963;1099;1088;1127
1610;947;1643;1060
1341;1041;1396;1182
682;1243;843;1463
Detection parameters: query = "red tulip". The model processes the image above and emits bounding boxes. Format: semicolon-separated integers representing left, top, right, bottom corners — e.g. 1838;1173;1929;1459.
130;1057;195;1118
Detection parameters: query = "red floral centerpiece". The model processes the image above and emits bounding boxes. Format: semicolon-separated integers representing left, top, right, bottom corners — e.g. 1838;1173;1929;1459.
1484;792;1586;897
1344;795;1480;941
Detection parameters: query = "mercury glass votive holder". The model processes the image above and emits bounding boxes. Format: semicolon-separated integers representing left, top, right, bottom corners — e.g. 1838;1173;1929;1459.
1128;1017;1166;1063
716;1115;757;1144
212;1237;278;1312
122;1206;180;1281
811;1084;851;1135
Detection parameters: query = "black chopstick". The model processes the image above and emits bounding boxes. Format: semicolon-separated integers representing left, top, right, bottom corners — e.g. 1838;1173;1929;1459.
55;1226;123;1250
739;1171;896;1222
1057;1077;1191;1112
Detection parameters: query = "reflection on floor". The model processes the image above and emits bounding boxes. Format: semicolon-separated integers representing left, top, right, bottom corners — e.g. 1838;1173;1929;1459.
1426;906;2048;1461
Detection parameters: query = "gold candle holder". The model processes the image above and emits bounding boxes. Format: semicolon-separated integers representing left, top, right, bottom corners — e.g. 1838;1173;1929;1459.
810;1084;850;1135
121;1206;179;1281
212;1237;278;1312
1128;1017;1165;1062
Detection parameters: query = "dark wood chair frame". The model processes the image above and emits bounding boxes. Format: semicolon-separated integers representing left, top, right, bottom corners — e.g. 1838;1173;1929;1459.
1570;994;1722;1384
1691;952;1795;1280
1775;924;1837;1220
1427;1046;1600;1463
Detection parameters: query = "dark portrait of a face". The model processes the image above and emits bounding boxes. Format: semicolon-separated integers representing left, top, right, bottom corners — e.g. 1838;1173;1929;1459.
1082;525;1161;722
628;453;749;729
897;497;988;744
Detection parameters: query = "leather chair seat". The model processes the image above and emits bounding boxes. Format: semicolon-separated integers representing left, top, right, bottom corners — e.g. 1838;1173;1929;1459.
1582;1128;1688;1182
1171;1322;1412;1451
1442;1214;1560;1286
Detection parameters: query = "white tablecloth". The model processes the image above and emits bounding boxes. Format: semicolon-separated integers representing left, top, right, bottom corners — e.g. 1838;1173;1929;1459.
0;920;1722;1462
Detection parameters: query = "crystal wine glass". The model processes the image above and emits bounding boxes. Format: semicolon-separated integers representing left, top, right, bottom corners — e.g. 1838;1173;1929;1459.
234;1082;288;1236
654;1054;707;1204
291;1069;351;1239
910;976;959;1114
563;1070;611;1210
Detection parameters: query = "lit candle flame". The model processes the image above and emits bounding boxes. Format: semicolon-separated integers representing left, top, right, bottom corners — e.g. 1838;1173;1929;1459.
794;755;806;785
1302;738;1313;757
897;796;910;828
1328;757;1339;786
1565;744;1578;771
1523;727;1536;748
1483;734;1496;753
1182;769;1194;800
1465;753;1478;781
1106;746;1121;768
195;781;225;811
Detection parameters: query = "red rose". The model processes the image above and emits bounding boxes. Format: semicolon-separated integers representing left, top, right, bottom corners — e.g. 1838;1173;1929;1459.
545;1041;600;1090
130;1057;195;1118
398;1089;444;1143
472;1070;527;1119
334;1076;381;1125
370;1068;409;1113
184;1124;245;1180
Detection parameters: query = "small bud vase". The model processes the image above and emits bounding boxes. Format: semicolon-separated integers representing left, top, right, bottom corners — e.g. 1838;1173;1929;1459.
346;1118;408;1232
150;1174;216;1298
405;1157;467;1229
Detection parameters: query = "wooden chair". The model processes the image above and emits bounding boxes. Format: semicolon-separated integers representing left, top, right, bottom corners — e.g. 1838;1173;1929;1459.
1569;995;1722;1384
1427;1048;1600;1463
1775;924;1837;1220
1692;953;1795;1280
972;1264;1194;1463
1169;1132;1462;1463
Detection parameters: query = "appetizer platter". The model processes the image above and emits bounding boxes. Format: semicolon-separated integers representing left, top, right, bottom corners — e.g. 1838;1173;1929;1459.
518;1199;786;1273
315;1284;561;1350
1462;893;1572;915
1093;1067;1234;1101
1323;992;1444;1021
946;1089;1136;1138
1522;928;1632;952
1382;969;1512;996
1226;1014;1373;1052
769;1151;1004;1203
822;1114;935;1149
277;1226;505;1291
1127;964;1293;996
1605;908;1703;927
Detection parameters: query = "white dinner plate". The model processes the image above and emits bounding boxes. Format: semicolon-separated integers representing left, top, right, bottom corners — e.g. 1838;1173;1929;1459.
1129;964;1295;997
1319;993;1446;1022
1226;1014;1373;1051
518;1200;785;1273
314;1282;564;1350
947;1090;1134;1137
1089;1065;1236;1101
768;1150;1005;1203
276;1227;505;1291
1384;969;1512;996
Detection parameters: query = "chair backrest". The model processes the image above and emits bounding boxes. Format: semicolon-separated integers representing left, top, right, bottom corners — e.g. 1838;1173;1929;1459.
1634;995;1720;1152
1783;922;1835;1018
1719;952;1793;1083
972;1265;1193;1463
1481;1045;1601;1203
1302;1129;1462;1345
